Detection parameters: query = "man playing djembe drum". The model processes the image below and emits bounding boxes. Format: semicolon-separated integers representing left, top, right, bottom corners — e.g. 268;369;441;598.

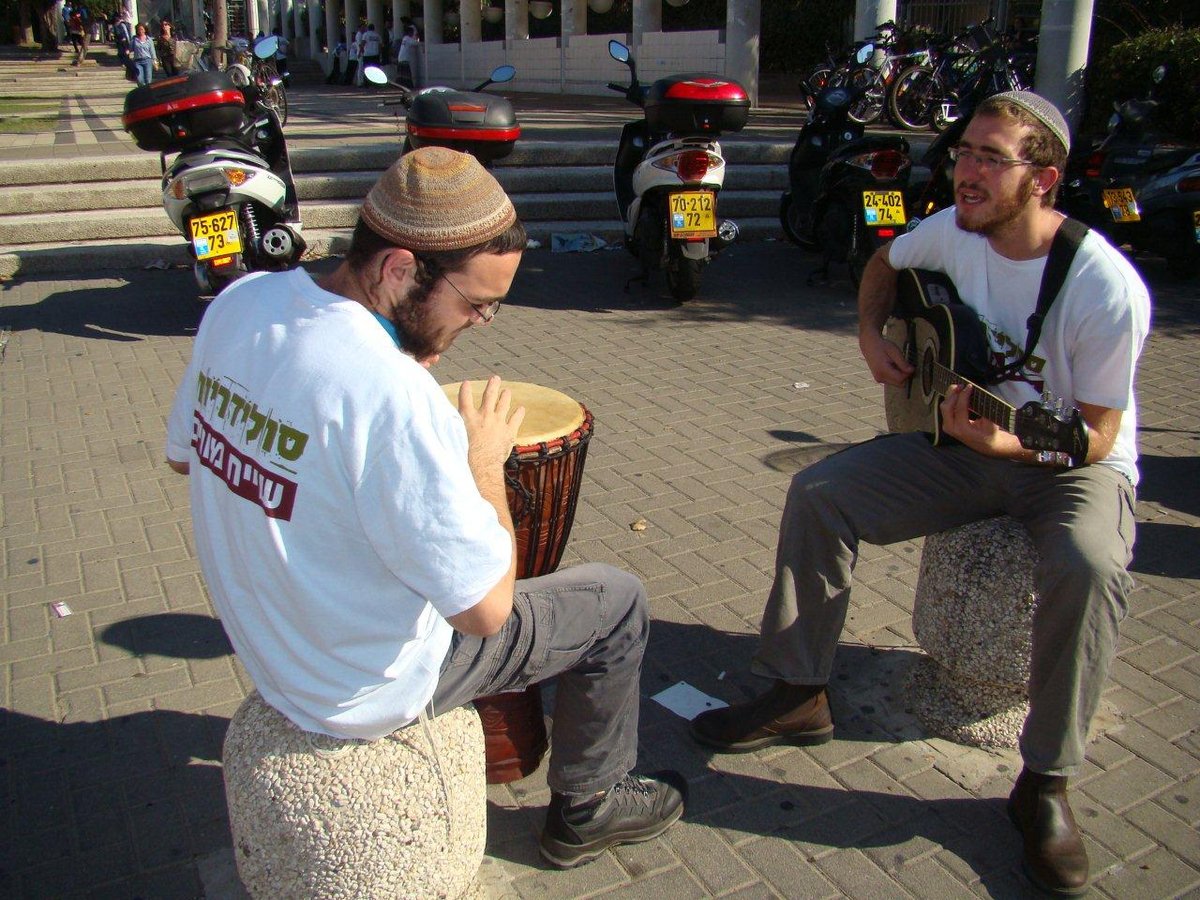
165;147;685;869
690;93;1150;896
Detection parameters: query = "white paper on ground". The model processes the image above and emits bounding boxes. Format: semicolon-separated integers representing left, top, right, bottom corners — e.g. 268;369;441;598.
651;682;728;721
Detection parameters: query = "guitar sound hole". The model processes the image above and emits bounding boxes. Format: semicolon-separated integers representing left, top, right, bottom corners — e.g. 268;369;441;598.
921;347;935;397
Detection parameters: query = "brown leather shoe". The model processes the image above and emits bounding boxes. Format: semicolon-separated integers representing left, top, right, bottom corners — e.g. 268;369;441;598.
689;680;833;752
1007;768;1090;896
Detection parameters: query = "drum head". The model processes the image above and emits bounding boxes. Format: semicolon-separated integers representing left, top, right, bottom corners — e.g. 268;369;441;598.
442;381;585;446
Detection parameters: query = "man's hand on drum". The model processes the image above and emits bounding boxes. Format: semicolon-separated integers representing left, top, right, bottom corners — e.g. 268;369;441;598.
460;376;526;479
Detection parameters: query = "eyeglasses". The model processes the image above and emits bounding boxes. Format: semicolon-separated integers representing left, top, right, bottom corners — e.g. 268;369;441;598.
948;146;1037;174
441;273;501;323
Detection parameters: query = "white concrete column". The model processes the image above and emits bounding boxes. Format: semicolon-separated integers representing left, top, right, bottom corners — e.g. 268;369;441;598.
258;0;270;34
423;0;442;43
307;0;320;55
366;0;383;35
245;0;259;38
632;0;660;48
1034;0;1093;131
853;0;896;41
505;0;528;41
344;0;359;44
561;0;585;36
278;0;290;36
459;0;480;41
725;0;760;107
293;0;304;46
324;0;340;66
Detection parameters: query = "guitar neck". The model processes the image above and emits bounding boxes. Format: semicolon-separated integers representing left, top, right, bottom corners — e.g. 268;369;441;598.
931;362;1016;431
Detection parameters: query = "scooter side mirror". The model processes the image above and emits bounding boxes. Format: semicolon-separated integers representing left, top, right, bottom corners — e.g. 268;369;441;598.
1152;64;1166;84
609;40;630;64
363;65;389;86
490;64;516;84
254;35;278;59
855;43;874;66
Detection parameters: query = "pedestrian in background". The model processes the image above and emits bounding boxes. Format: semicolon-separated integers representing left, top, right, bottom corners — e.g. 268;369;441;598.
156;20;178;77
131;22;156;86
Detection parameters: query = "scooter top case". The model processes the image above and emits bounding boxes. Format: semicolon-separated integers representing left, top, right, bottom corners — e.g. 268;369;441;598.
405;88;520;163
643;74;750;136
123;70;247;153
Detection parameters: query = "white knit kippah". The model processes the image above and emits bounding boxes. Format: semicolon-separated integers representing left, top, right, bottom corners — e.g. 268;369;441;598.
989;90;1070;154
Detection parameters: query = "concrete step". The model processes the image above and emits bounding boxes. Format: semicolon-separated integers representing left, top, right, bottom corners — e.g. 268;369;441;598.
0;162;789;215
0;215;787;279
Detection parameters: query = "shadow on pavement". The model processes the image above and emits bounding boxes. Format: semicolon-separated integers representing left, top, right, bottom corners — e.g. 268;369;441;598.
100;613;234;660
0;270;204;340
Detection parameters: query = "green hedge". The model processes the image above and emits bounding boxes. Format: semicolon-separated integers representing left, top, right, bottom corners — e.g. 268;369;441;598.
1084;27;1200;141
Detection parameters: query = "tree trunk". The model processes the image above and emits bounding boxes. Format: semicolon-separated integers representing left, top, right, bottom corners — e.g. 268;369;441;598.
212;0;228;67
17;0;36;44
38;2;60;52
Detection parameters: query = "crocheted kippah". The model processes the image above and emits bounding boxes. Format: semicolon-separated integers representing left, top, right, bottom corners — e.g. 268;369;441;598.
360;147;517;252
989;90;1071;154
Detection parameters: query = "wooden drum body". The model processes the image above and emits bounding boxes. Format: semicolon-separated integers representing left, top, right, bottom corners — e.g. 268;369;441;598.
442;381;594;783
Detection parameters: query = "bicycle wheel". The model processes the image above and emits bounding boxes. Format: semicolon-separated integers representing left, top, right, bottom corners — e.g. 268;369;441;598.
888;66;941;131
265;82;288;127
847;68;884;125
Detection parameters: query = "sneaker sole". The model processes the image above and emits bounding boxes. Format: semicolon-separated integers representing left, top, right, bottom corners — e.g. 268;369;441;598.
538;804;685;869
689;724;834;754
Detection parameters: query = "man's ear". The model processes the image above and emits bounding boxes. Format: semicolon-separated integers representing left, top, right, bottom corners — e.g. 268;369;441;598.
1033;165;1061;199
378;247;416;286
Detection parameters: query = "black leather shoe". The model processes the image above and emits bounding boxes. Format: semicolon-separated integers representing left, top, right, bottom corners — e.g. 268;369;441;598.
1008;768;1090;896
689;680;833;752
540;770;686;869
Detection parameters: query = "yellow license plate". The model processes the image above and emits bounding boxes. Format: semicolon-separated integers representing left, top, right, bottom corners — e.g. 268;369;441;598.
668;191;717;238
189;209;243;261
862;190;907;226
1102;187;1140;223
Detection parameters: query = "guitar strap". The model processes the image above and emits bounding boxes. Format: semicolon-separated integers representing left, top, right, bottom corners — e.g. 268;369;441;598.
987;217;1090;385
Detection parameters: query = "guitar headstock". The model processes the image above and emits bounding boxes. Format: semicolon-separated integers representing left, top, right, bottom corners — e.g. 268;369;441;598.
1015;399;1089;468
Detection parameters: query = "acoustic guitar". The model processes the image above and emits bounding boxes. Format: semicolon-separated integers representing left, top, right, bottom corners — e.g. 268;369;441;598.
882;268;1089;468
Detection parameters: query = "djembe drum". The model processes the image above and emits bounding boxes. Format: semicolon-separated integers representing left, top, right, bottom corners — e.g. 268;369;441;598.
442;381;594;783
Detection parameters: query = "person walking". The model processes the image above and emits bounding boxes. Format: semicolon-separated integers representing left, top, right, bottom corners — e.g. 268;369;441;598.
156;20;178;77
396;19;419;89
131;22;156;86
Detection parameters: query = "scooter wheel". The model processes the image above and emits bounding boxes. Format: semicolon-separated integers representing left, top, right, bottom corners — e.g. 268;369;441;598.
779;192;817;250
666;253;702;302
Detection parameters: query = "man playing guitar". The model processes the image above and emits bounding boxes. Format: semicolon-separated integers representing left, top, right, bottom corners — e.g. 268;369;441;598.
691;91;1150;896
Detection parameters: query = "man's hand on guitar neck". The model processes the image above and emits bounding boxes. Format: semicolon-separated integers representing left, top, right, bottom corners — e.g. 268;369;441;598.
940;383;1032;461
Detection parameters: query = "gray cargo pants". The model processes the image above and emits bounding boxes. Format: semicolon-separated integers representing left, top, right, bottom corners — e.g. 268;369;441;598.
752;433;1136;776
431;562;647;796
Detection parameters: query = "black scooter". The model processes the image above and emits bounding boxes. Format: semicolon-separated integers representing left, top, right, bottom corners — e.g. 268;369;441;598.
780;73;912;285
1058;65;1198;259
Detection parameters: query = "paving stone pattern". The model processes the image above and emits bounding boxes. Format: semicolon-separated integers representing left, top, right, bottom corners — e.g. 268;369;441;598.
2;246;1198;899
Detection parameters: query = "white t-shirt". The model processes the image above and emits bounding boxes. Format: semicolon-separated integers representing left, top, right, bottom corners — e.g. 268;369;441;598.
166;269;511;739
888;207;1151;485
360;29;382;57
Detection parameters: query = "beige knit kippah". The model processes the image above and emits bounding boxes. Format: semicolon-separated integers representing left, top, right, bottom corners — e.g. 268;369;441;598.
360;147;518;252
990;90;1071;154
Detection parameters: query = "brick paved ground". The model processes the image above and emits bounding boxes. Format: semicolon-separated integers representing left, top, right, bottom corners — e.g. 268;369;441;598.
2;242;1198;899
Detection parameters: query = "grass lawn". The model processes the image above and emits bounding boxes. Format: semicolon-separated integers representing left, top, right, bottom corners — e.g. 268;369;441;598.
0;98;58;133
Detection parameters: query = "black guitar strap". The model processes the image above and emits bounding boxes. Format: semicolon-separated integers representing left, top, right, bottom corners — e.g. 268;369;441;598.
987;217;1090;384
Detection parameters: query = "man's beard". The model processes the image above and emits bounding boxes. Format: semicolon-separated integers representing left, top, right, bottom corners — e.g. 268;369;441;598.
955;170;1036;235
390;278;446;361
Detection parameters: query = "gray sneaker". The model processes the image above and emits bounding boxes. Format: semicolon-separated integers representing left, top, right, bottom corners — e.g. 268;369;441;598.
539;770;687;868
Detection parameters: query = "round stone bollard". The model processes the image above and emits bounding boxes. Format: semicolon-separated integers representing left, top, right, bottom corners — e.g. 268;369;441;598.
907;516;1039;748
223;692;488;899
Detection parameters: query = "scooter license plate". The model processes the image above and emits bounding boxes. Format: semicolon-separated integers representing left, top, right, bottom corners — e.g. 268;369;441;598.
1102;187;1141;223
862;190;907;226
190;209;243;261
668;191;717;239
1193;210;1200;243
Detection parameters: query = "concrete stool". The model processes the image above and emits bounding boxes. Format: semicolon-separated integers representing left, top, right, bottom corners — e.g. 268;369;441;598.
223;692;487;899
906;516;1040;748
